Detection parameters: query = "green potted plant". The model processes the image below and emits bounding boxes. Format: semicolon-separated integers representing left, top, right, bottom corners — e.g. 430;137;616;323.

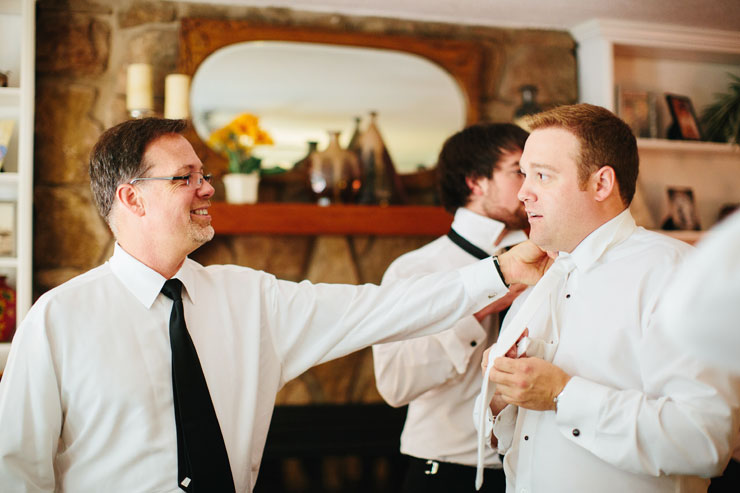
701;73;740;144
208;113;274;203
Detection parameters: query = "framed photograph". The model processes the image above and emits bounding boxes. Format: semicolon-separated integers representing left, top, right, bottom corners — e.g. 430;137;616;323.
661;187;701;231
0;120;14;171
616;89;658;138
0;202;15;257
665;93;702;140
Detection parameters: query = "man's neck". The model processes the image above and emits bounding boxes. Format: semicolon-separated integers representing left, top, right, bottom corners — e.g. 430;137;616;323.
117;239;187;280
494;228;509;248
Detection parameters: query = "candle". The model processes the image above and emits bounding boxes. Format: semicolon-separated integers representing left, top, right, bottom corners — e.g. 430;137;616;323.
164;74;191;119
126;63;153;113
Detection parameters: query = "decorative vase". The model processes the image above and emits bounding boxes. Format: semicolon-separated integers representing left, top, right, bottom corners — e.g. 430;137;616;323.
513;85;543;131
357;112;407;205
223;173;260;204
0;276;16;342
309;131;361;205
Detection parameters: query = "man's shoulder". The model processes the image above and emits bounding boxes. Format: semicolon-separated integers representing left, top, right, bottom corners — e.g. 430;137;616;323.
193;260;278;287
38;263;114;300
616;226;694;263
384;235;458;278
25;263;115;322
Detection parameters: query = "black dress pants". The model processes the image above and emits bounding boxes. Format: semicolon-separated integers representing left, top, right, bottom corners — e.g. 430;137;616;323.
401;456;506;493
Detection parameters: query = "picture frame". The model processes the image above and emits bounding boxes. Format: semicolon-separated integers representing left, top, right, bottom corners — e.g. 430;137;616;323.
0;202;15;257
0;119;14;171
616;88;658;138
661;186;701;231
665;93;702;140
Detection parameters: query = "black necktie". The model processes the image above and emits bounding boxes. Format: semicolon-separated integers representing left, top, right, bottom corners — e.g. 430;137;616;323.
161;279;235;493
447;228;489;260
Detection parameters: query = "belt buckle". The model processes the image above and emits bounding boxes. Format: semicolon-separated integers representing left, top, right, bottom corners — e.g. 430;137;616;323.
424;459;439;475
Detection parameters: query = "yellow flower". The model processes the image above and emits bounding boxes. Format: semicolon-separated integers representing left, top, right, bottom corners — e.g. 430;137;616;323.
208;113;274;174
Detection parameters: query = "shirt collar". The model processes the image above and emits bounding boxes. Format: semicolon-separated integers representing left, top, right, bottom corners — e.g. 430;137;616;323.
561;209;637;273
451;207;528;255
109;243;198;308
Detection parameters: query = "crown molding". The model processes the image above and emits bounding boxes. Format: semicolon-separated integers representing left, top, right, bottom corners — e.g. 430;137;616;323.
571;18;740;55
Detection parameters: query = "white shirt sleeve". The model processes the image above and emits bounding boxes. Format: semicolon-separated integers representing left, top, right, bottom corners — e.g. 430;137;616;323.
270;257;508;383
553;310;740;478
372;256;488;407
373;315;485;407
0;304;62;492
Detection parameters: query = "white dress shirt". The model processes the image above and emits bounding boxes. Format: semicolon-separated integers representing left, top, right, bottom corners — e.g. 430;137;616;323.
658;210;740;463
661;210;740;375
493;210;737;493
0;243;509;493
373;208;526;467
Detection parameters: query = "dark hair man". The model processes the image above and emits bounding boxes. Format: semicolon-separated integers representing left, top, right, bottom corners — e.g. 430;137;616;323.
374;123;529;492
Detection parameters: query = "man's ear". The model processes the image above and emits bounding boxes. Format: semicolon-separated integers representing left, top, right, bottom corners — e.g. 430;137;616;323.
116;183;145;216
592;166;616;202
465;176;485;196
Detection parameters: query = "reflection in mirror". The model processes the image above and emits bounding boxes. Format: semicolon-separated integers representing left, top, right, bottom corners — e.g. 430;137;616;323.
190;41;467;173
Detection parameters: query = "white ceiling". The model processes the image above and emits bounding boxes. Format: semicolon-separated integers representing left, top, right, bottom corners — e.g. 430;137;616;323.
175;0;740;32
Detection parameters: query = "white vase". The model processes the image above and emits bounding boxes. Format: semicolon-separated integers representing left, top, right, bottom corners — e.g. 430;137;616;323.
223;173;260;204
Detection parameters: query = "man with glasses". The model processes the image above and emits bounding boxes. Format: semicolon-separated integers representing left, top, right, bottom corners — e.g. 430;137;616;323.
0;118;551;492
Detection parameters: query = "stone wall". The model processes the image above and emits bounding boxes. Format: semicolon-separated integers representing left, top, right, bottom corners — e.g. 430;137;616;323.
33;0;577;404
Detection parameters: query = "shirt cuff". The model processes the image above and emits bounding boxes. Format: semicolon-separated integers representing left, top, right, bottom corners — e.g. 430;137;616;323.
554;376;607;451
493;404;518;454
458;258;509;308
443;316;487;374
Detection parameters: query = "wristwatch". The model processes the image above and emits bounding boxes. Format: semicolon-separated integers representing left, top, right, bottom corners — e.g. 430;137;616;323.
553;387;566;412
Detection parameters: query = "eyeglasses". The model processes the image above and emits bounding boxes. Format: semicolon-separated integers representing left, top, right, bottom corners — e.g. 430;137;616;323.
129;171;213;189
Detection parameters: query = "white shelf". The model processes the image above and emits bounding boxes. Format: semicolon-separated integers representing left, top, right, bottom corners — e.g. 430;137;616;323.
0;341;10;372
572;19;740;233
0;0;33;351
0;256;17;269
0;0;22;15
637;138;739;154
571;20;740;113
0;87;20;106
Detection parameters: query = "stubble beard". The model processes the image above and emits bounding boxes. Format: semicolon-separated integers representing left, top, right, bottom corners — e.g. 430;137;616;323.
498;205;530;231
507;206;530;231
188;222;215;246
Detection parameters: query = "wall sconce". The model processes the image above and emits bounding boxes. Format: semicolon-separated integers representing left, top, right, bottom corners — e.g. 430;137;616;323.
126;63;190;120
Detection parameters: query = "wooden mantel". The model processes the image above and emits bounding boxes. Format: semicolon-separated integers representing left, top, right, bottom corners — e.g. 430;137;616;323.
210;203;453;236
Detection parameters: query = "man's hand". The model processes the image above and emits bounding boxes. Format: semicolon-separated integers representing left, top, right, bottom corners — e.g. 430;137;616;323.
481;328;528;375
481;329;529;418
496;240;555;286
489;356;571;411
474;283;527;322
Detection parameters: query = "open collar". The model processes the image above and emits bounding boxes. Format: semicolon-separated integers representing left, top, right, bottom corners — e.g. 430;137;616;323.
562;209;637;273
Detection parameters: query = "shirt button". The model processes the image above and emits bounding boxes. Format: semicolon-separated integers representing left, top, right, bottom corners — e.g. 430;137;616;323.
524;435;529;441
572;428;580;437
471;341;477;347
566;293;571;299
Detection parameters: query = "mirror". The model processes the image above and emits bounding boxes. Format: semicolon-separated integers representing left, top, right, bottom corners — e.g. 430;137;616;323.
190;41;467;172
179;18;483;175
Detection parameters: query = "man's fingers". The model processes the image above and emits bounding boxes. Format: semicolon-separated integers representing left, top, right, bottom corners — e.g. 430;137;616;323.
492;356;520;373
489;363;520;388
